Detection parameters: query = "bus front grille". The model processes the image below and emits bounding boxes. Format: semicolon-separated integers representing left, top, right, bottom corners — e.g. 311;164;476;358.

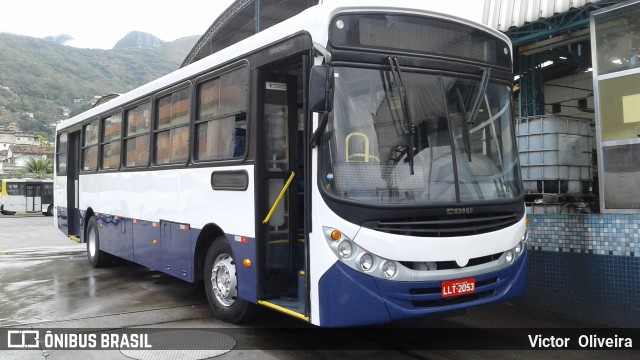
363;212;520;237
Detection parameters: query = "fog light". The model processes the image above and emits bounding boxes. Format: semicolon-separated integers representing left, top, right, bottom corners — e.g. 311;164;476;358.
359;253;374;271
505;250;514;263
338;241;352;258
382;261;396;278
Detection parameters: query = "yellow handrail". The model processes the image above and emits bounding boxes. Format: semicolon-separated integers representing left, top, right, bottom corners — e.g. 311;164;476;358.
262;171;296;224
345;132;379;162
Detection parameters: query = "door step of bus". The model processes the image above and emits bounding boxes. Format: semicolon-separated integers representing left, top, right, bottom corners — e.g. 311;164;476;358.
258;299;308;321
69;235;81;243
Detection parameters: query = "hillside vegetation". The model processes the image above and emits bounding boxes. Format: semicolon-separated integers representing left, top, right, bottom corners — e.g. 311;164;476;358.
0;32;198;138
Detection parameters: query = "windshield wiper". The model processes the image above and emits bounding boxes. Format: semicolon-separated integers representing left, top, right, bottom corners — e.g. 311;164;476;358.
456;67;491;162
469;67;491;125
455;88;473;162
387;56;415;175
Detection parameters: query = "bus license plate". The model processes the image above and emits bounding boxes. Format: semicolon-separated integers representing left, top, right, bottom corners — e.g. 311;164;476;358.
441;278;475;298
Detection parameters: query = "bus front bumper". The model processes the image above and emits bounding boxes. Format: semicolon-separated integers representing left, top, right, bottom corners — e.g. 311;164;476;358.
317;250;528;327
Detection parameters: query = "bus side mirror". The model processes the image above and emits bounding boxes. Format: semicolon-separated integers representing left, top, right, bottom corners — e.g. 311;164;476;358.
309;65;334;113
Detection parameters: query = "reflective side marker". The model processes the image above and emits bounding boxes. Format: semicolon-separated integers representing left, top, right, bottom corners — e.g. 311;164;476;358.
234;235;249;243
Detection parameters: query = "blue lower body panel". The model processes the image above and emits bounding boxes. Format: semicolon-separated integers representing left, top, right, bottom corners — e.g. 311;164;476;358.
318;250;528;327
59;207;257;302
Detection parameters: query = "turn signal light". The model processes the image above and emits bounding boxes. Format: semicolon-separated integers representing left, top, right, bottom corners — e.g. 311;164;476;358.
243;259;252;268
330;230;342;241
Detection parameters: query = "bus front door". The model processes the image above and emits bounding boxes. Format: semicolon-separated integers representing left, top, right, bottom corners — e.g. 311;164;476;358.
257;65;307;319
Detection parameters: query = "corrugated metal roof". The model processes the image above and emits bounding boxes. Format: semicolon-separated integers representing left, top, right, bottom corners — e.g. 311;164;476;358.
482;0;604;31
182;0;318;67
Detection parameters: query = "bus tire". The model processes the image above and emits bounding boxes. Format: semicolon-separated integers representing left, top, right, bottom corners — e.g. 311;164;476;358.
204;236;255;324
86;216;113;268
44;204;54;217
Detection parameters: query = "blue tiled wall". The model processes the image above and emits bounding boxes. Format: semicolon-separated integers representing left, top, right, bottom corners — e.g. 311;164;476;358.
517;214;640;327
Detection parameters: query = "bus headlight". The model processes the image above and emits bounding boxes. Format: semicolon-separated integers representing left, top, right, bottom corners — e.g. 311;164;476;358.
338;240;352;258
359;253;374;271
323;227;402;280
505;250;514;263
515;242;523;255
382;261;397;278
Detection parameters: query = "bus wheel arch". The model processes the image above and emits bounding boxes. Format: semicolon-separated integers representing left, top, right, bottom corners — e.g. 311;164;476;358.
194;223;226;283
203;234;256;323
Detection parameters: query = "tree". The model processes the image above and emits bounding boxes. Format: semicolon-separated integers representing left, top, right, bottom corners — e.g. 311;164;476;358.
20;157;53;178
35;133;50;146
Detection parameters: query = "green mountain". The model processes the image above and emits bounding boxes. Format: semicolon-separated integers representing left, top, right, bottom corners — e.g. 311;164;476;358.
0;32;199;138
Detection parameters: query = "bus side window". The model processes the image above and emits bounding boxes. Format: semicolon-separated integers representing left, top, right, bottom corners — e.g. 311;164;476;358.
100;113;122;170
124;102;151;167
82;120;99;171
154;88;190;165
155;132;171;165
7;183;25;196
170;127;189;163
195;66;248;162
57;132;68;174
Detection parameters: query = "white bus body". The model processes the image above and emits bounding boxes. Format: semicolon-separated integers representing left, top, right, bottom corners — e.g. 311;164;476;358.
54;1;527;326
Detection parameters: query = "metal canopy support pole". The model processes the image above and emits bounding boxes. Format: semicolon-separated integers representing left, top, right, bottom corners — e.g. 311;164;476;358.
255;0;261;33
518;54;544;117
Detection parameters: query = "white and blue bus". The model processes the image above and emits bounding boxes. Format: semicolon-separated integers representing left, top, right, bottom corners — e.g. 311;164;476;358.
54;0;527;327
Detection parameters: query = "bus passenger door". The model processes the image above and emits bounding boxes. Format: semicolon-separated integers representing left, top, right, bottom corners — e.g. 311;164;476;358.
257;67;307;318
25;183;40;212
66;131;81;237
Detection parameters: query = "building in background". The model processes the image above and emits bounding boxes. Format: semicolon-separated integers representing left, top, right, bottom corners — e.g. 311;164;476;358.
0;129;43;151
481;0;639;327
1;144;53;175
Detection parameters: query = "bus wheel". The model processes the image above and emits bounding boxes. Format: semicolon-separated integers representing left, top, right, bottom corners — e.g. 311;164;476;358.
86;216;113;268
44;204;53;216
204;237;255;324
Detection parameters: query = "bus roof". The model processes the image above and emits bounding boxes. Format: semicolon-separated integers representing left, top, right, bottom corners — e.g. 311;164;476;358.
0;178;52;183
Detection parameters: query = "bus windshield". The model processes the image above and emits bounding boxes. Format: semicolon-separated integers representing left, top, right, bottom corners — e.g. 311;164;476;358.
320;66;523;205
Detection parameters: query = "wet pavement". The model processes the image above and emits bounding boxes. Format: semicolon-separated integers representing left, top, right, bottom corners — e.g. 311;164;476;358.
1;214;638;359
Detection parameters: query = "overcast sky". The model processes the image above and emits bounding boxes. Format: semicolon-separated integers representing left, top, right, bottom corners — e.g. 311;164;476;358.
0;0;485;50
0;0;235;49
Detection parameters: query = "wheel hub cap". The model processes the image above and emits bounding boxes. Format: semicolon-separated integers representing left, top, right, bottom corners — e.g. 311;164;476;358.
211;254;237;307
